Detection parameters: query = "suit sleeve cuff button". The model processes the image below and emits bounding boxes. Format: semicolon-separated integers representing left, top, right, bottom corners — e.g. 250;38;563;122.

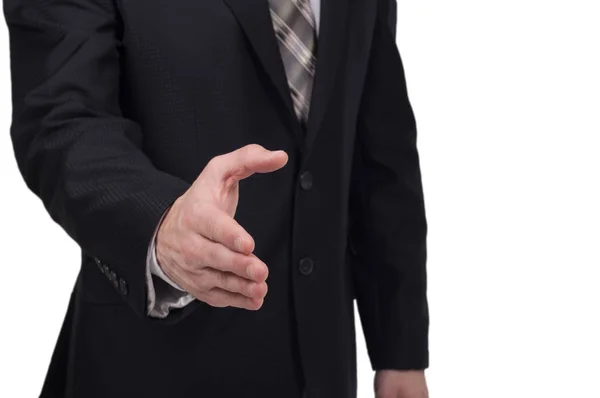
119;278;128;296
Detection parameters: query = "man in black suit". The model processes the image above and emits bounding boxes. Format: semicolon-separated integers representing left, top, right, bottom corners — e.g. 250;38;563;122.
3;0;428;396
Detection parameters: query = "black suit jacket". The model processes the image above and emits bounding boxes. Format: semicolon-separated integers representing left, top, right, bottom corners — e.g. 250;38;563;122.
4;0;428;396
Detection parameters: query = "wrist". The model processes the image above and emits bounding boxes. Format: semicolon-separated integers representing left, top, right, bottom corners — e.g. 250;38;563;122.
155;201;177;267
151;202;186;292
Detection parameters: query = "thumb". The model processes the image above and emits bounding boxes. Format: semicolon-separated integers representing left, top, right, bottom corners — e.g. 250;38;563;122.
212;144;288;182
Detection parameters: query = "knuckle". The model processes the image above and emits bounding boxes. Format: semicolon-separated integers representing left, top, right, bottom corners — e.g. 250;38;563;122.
231;253;251;272
237;281;249;297
229;277;243;295
220;226;236;246
188;284;204;300
228;276;243;294
204;297;220;308
238;298;250;310
205;292;225;308
219;293;234;308
195;271;213;292
241;281;253;297
206;155;223;170
239;145;258;164
216;271;229;289
244;143;263;153
204;245;220;265
179;244;195;266
233;277;247;295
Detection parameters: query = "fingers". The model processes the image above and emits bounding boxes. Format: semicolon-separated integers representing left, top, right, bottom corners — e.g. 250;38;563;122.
169;144;284;311
210;144;288;182
173;234;269;307
208;268;268;299
206;241;269;282
192;207;255;255
200;288;264;311
186;234;268;282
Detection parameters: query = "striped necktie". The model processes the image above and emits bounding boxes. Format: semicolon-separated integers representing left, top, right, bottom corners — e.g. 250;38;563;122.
268;0;317;126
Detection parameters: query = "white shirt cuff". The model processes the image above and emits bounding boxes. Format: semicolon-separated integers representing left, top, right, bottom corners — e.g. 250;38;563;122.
148;235;186;291
145;211;195;318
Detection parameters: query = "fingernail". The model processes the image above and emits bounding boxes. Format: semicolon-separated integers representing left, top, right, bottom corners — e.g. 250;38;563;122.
246;264;255;279
234;237;244;252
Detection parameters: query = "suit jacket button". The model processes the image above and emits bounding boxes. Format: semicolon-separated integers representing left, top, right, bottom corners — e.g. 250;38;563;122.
299;257;314;275
119;278;128;296
299;172;313;190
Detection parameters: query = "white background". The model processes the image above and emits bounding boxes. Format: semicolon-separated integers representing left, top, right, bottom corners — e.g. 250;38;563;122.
1;1;599;397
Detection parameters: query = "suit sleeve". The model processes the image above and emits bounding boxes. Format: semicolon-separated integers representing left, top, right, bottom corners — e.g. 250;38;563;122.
388;0;397;36
349;0;429;370
3;0;192;319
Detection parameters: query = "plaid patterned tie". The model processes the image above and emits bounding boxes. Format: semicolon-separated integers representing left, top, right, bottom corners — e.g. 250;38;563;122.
268;0;317;126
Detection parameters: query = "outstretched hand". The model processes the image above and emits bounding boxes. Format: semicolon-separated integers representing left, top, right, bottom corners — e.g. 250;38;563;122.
156;144;289;310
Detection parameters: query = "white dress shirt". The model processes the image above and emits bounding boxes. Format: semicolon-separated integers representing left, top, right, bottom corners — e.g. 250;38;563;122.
146;0;321;318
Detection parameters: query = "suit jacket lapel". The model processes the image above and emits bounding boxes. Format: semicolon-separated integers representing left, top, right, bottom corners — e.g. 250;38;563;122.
221;0;349;152
303;0;349;158
222;0;305;144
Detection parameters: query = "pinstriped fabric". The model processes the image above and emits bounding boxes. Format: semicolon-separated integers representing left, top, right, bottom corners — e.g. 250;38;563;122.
268;0;317;125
